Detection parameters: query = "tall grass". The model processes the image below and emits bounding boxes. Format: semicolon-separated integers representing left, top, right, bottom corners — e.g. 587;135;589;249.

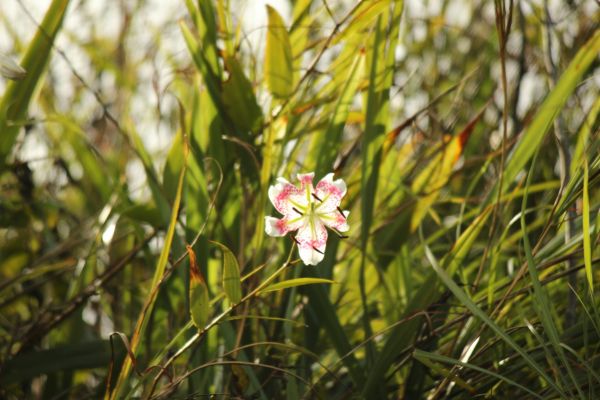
0;0;598;398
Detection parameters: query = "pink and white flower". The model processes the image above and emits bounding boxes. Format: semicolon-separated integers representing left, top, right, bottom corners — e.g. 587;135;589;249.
265;172;349;265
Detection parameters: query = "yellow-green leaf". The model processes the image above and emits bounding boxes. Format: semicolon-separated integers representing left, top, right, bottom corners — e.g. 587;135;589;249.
259;278;336;294
188;245;210;330
163;129;184;204
582;159;593;292
265;5;293;99
211;241;242;304
0;0;70;162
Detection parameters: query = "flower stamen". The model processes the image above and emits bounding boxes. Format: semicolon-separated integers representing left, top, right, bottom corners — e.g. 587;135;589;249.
292;207;304;216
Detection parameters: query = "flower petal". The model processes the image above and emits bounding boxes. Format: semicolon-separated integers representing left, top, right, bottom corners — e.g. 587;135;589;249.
265;216;305;237
314;173;346;213
295;217;327;265
296;172;315;188
268;177;308;215
319;210;350;232
296;172;315;204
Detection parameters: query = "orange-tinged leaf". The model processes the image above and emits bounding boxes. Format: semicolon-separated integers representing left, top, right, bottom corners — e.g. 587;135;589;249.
410;107;484;231
188;245;210;330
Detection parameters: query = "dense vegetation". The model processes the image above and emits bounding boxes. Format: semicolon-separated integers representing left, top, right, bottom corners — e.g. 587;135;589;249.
0;0;599;398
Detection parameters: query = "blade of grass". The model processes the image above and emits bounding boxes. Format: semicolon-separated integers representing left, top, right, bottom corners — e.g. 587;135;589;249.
362;206;491;398
258;278;336;294
422;232;566;397
359;3;404;386
0;0;70;163
582;159;593;292
520;150;584;398
109;134;188;399
414;350;544;399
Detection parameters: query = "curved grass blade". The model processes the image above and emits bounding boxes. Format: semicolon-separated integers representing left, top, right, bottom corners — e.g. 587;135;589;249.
413;350;544;399
422;237;566;397
582;159;593;292
258;278;336;294
109;134;188;399
0;0;70;163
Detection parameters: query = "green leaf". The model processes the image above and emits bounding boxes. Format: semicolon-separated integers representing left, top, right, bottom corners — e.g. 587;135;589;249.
259;278;336;294
582;159;593;292
188;246;210;330
265;5;294;99
571;95;600;176
163;129;184;204
0;0;70;163
1;340;118;385
211;241;242;304
222;56;263;133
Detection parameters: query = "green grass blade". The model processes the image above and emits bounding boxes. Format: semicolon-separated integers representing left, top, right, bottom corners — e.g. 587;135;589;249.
109;137;188;399
0;0;70;163
582;159;593;292
520;150;583;398
413;350;545;399
363;206;490;398
258;278;336;294
571;95;600;176
359;4;404;389
423;237;565;397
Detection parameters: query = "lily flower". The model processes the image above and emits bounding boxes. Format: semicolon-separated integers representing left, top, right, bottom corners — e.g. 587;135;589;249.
265;172;349;265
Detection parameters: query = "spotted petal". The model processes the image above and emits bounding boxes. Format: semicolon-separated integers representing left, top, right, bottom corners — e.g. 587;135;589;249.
314;173;347;213
268;177;308;216
295;217;327;265
265;216;305;237
319;210;350;233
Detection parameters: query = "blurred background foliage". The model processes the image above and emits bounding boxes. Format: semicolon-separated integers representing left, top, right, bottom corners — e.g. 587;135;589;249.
0;0;599;398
